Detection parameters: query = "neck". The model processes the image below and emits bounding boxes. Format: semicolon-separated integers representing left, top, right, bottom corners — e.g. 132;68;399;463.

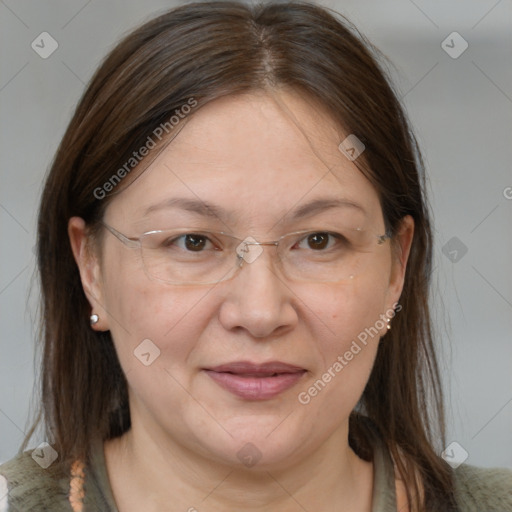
104;417;374;512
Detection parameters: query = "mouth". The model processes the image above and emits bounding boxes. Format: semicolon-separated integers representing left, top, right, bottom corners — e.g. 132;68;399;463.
203;361;307;400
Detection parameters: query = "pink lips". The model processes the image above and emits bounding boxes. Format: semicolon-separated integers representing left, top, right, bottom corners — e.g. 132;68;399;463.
204;361;306;400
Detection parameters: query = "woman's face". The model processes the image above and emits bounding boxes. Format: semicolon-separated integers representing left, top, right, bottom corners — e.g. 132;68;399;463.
71;90;413;470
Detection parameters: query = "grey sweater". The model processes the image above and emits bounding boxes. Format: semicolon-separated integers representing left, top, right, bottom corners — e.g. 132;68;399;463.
1;433;511;511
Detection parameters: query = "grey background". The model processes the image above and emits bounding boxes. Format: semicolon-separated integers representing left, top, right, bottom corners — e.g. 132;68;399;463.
1;0;511;469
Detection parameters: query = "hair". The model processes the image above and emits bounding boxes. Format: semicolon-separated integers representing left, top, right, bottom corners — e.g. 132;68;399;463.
24;1;458;510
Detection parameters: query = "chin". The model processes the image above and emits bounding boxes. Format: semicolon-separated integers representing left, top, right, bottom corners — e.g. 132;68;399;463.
193;420;314;472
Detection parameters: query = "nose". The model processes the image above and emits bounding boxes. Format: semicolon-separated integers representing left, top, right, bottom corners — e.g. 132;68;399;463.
218;246;298;338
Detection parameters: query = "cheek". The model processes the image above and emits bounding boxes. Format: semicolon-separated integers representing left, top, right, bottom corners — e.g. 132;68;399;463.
293;273;390;413
102;277;217;425
304;271;389;355
100;247;211;377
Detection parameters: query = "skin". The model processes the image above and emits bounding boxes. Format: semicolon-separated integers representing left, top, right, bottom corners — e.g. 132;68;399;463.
69;90;414;512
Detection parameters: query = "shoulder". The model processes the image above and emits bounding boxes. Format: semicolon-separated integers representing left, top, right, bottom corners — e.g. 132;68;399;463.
452;462;512;511
0;448;71;511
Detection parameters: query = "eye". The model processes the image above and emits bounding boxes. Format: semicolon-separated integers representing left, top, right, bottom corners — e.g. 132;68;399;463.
295;232;344;251
168;233;216;252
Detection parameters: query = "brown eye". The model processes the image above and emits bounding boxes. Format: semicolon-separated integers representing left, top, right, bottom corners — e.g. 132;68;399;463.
183;234;208;251
165;233;213;252
306;233;330;250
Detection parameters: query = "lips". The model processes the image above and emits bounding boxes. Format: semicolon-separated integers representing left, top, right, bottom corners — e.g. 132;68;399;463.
207;361;305;375
203;361;306;400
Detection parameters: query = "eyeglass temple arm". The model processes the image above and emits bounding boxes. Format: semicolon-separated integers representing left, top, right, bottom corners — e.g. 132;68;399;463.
101;222;140;248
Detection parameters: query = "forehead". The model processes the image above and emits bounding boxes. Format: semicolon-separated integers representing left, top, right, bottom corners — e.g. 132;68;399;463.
105;90;383;231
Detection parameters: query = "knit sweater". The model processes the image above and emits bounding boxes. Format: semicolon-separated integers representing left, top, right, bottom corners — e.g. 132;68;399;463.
1;432;511;511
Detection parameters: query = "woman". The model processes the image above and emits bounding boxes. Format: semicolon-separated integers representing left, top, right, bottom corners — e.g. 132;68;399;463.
1;1;511;511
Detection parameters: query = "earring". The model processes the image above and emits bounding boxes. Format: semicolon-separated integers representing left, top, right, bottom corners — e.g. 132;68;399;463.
90;314;99;325
386;317;392;330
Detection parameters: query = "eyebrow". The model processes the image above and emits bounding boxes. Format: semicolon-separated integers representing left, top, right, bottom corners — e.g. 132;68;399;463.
143;197;366;221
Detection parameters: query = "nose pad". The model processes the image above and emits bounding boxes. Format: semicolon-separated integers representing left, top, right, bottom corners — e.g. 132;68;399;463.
235;236;264;266
235;238;278;268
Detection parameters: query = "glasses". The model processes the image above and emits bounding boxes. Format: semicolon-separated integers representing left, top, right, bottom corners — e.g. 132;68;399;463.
101;221;391;285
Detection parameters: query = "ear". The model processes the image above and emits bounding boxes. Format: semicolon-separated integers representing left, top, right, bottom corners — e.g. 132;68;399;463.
385;215;415;310
68;217;110;331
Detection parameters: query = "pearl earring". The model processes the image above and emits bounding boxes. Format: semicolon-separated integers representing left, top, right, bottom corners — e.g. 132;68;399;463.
386;317;392;330
90;314;99;325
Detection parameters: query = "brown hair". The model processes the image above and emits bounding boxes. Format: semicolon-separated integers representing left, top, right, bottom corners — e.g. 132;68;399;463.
25;1;457;510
